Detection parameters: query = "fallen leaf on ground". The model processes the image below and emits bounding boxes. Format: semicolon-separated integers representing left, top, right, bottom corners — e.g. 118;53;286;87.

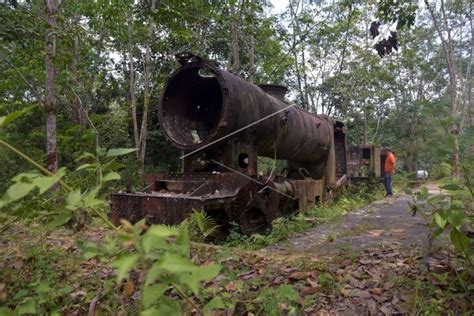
272;276;283;286
370;287;384;295
122;280;134;298
307;278;318;288
288;271;308;281
367;230;384;236
283;267;297;274
359;258;372;265
302;286;318;295
380;304;392;315
368;299;378;315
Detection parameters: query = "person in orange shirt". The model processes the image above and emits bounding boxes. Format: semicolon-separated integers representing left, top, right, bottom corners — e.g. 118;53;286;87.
383;148;396;197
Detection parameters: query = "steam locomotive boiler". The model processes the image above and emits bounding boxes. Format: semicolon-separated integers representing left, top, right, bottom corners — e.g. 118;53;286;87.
110;53;349;234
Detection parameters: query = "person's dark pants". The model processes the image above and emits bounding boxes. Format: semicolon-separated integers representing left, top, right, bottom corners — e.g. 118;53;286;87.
383;173;393;196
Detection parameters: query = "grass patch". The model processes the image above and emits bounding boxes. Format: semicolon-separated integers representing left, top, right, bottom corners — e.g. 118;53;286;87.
225;185;384;249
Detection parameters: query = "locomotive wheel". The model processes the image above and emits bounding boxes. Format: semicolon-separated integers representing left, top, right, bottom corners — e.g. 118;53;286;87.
240;208;268;235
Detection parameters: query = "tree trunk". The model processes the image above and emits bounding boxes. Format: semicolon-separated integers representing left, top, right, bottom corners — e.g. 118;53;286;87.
247;0;255;83
425;0;460;177
248;34;255;82
229;1;241;73
127;10;139;152
363;100;368;145
460;2;473;130
289;0;305;110
138;0;156;179
71;31;88;129
44;0;58;174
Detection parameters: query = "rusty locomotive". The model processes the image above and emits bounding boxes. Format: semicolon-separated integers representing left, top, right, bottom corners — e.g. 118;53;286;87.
110;54;381;234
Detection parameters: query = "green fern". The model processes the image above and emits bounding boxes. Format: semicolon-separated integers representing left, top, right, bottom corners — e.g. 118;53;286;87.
185;210;219;242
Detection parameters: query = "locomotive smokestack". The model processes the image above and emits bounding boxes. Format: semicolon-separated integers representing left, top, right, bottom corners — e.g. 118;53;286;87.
159;65;224;147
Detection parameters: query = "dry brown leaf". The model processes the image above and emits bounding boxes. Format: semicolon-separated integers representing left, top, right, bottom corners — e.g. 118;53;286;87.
304;307;315;314
122;281;134;298
359;258;372;265
379;304;392;316
350;270;363;279
383;282;394;290
283;267;297;274
336;269;346;276
340;288;353;297
12;259;23;270
391;228;404;233
302;286;318;295
367;230;384;236
288;271;308;281
346;275;364;288
370;287;384;296
307;278;319;288
367;299;378;315
354;290;371;299
272;276;283;286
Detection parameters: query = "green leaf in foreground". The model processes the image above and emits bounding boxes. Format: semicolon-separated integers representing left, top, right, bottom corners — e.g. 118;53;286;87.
433;212;447;229
47;214;72;229
141;297;181;316
102;171;121;182
106;148;137;157
440;183;463;191
33;167;66;194
450;229;469;254
16;298;36;315
3;181;35;202
65;189;82;210
0;105;36;128
113;254;140;281
142;284;168;309
203;296;226;313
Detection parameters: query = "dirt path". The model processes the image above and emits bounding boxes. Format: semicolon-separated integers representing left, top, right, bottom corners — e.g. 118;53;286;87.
258;184;463;315
264;184;442;258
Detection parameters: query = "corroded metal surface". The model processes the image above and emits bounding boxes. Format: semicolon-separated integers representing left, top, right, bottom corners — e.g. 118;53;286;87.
158;57;333;163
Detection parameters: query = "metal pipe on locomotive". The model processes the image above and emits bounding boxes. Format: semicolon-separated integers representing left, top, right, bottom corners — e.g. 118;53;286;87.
110;53;349;234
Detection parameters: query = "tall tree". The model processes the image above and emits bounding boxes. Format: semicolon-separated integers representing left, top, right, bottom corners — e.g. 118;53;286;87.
424;0;460;177
229;0;242;73
138;0;156;178
44;0;59;173
127;8;139;152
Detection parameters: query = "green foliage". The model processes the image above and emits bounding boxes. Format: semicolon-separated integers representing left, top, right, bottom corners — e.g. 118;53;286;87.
0;140;135;229
85;219;222;314
0;168;66;207
1;243;79;315
255;284;299;315
318;272;339;293
406;163;473;266
184;210;219;242
431;162;452;180
376;0;418;30
0;105;36;129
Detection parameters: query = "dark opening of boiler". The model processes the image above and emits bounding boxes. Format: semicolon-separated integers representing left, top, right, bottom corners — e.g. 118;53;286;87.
238;153;249;169
161;66;223;146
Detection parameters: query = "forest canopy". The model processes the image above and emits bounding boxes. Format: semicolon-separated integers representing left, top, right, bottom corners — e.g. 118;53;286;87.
1;0;472;183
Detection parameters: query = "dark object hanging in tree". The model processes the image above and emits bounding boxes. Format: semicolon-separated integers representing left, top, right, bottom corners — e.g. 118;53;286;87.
374;31;398;58
370;21;381;38
389;31;398;50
